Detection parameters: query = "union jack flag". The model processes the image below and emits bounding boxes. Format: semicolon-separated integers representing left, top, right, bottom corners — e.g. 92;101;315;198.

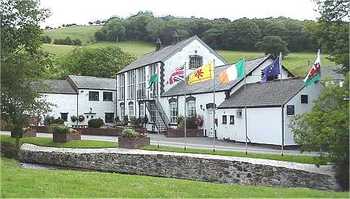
167;66;185;85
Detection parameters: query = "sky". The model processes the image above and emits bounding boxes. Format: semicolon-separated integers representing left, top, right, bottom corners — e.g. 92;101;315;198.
40;0;319;27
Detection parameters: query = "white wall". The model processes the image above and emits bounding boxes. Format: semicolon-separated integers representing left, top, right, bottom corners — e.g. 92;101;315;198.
77;89;116;125
217;107;283;145
163;39;226;93
40;93;77;126
284;82;322;145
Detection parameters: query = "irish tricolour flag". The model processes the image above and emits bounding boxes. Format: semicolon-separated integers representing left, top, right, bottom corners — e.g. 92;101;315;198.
219;59;245;85
304;50;321;86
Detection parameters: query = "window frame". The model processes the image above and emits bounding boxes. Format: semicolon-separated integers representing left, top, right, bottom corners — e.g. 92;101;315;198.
105;112;114;123
103;92;113;101
120;103;125;118
186;99;196;117
118;74;125;100
128;101;134;117
89;91;99;101
222;115;227;124
287;105;295;115
229;115;235;125
301;95;308;104
60;113;68;122
127;70;136;100
169;100;178;124
137;67;146;99
189;55;203;69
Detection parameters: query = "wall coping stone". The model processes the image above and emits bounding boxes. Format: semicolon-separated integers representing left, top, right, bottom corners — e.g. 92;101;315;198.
20;144;334;176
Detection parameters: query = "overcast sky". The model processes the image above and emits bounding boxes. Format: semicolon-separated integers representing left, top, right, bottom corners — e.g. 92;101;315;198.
41;0;319;27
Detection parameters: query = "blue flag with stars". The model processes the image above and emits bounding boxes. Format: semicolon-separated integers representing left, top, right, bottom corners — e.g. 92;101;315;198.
261;57;281;82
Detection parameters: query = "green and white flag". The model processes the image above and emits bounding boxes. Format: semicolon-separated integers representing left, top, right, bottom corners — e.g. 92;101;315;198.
148;74;158;89
218;59;245;85
304;49;321;86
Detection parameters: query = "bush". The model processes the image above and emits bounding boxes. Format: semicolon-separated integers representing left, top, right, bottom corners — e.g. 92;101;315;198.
50;124;70;134
186;117;198;129
44;116;55;125
177;115;184;128
52;118;64;125
78;115;85;122
121;128;139;138
123;115;129;125
88;118;104;128
41;35;51;43
129;116;137;126
71;115;78;122
53;37;81;46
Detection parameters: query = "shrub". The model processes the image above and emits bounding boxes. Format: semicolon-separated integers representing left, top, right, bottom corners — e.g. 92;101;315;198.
52;118;64;125
41;35;51;43
123;115;129;125
121;128;139;138
50;124;70;134
195;115;204;127
186;117;198;129
44;116;55;125
88;118;104;128
78;115;85;122
71;115;78;122
129;116;137;126
177;115;184;128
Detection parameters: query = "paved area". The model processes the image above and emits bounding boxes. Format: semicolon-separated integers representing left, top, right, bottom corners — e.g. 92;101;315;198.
0;131;319;156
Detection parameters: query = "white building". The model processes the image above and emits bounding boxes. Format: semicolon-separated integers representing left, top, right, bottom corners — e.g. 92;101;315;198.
38;75;116;127
116;35;322;146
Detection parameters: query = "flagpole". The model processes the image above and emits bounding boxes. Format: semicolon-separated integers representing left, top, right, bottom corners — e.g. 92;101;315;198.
280;52;284;156
244;58;248;155
212;59;216;152
184;62;187;151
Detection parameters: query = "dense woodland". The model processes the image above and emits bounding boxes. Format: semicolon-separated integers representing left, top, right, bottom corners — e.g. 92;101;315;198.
94;12;322;52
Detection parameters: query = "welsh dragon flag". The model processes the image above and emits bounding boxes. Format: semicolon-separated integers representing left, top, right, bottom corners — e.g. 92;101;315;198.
304;50;321;86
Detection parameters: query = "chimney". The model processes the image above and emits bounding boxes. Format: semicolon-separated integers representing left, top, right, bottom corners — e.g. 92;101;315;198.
155;38;162;51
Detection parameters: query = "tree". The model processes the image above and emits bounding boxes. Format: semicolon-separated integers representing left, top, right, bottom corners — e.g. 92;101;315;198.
62;47;135;78
314;0;349;72
255;36;289;57
291;75;349;190
1;0;52;136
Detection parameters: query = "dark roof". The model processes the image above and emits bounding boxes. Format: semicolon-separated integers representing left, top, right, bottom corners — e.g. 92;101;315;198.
68;75;116;90
161;56;271;97
35;80;77;94
218;78;305;108
118;35;227;74
321;66;344;80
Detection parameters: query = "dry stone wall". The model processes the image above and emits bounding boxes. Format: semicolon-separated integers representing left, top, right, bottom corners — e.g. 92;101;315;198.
19;144;339;190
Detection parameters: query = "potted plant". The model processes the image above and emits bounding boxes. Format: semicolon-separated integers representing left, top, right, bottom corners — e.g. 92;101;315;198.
118;128;150;149
51;125;81;143
71;115;78;123
88;118;104;128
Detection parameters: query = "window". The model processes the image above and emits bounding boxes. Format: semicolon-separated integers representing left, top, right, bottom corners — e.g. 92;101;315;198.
189;55;203;69
139;102;145;117
149;64;158;97
60;113;68;122
287;105;295;115
186;97;196;117
301;95;308;104
236;109;242;118
118;74;125;100
103;92;113;101
128;102;134;117
89;91;99;101
120;103;125;118
105;113;114;123
127;70;136;99
230;115;235;124
222;115;227;124
137;67;146;99
169;99;178;124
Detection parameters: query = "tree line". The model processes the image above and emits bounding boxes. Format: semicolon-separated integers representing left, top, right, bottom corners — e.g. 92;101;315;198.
95;12;320;52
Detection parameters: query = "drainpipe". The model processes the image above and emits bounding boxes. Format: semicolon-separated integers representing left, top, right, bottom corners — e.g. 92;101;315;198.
281;104;285;156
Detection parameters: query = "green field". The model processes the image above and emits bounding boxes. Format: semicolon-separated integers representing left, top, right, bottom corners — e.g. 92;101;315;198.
42;26;335;77
44;25;102;44
2;157;347;198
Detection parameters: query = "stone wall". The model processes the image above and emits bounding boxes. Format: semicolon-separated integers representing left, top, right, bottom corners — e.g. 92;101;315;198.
19;144;339;191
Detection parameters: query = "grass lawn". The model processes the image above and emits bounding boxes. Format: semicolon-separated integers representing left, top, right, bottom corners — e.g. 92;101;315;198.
44;25;102;44
1;135;321;164
1;157;347;198
0;135;116;148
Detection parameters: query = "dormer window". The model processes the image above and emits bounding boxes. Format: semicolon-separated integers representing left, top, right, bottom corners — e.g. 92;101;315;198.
189;55;203;69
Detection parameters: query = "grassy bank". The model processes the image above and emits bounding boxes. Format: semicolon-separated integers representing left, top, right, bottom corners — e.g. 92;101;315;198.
1;157;347;198
1;135;322;164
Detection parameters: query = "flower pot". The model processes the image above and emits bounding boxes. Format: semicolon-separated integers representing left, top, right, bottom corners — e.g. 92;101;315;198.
118;136;150;149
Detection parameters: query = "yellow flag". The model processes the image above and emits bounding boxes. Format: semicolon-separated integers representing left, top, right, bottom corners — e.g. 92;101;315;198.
187;61;214;85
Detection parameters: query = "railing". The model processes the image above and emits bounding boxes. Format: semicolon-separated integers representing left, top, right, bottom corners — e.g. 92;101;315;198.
155;98;170;129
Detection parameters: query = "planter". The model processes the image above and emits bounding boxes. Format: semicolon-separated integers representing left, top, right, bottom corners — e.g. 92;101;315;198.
53;131;81;143
118;136;150;149
166;128;204;137
10;127;37;138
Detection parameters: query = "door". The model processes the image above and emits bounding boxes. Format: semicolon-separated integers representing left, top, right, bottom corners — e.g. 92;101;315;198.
205;108;215;137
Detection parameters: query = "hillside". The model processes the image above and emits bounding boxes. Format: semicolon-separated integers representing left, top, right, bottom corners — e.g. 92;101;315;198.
42;26;335;77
